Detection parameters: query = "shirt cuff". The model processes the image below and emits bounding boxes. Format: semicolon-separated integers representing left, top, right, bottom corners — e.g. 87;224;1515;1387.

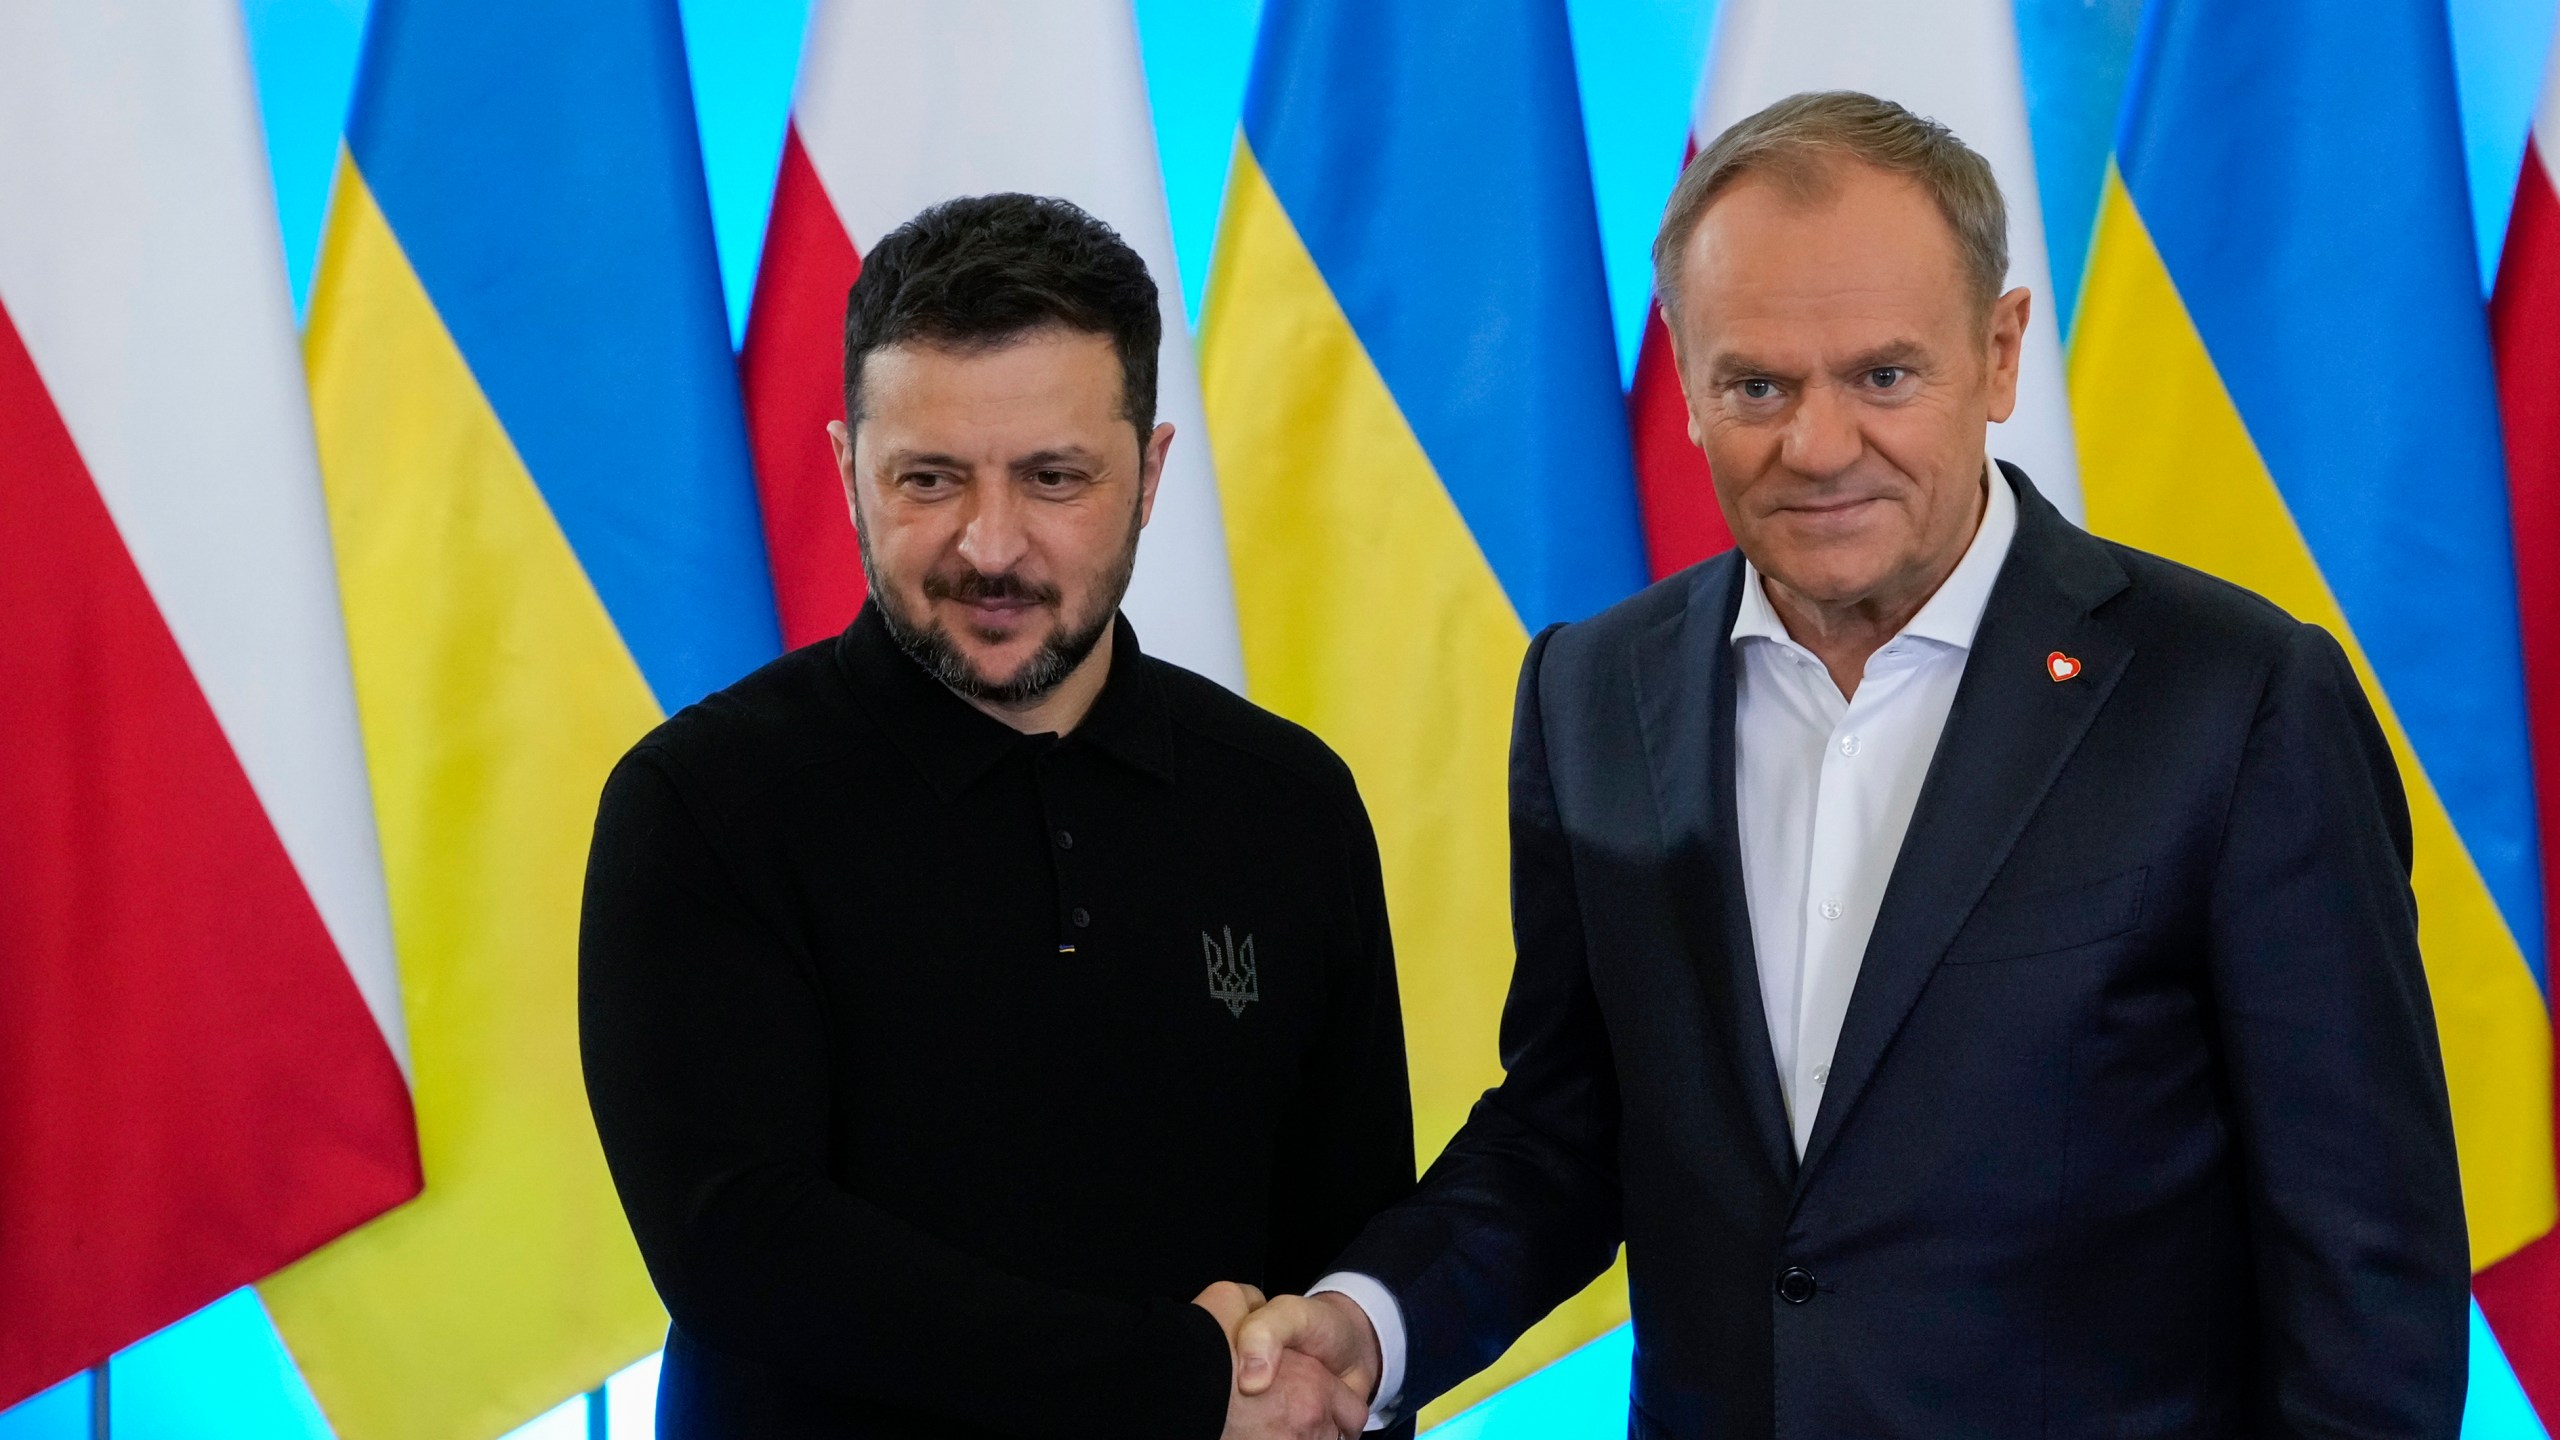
1308;1271;1407;1431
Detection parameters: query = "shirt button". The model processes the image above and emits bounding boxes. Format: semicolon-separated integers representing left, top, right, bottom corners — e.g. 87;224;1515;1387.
1820;901;1842;921
1812;1064;1830;1086
1070;907;1091;928
1776;1267;1818;1305
1055;829;1074;850
1839;735;1861;756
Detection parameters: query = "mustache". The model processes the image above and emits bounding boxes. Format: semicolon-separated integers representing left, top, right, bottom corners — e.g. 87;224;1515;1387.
921;567;1062;607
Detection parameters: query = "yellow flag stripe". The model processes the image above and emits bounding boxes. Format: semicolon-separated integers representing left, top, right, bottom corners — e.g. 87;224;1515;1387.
258;159;667;1440
1202;142;1629;1423
2072;167;2554;1266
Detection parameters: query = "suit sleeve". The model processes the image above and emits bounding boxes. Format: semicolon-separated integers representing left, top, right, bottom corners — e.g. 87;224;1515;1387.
2206;623;2470;1438
578;750;1232;1440
1262;769;1416;1297
1330;625;1626;1411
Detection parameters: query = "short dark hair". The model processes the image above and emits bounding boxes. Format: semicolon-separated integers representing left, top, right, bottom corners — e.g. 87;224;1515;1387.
842;193;1161;449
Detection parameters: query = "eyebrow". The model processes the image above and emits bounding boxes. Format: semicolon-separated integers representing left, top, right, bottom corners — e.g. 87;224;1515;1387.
877;445;1108;472
1707;339;1932;384
1012;448;1102;470
880;449;971;469
1837;340;1932;372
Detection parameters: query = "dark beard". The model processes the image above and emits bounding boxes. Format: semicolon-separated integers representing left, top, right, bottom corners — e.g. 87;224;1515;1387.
859;508;1140;709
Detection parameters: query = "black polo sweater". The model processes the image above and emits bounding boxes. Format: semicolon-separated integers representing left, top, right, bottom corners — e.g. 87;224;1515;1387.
579;604;1414;1439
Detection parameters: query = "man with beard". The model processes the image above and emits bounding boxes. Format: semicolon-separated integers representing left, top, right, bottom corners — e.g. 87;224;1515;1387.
579;193;1409;1440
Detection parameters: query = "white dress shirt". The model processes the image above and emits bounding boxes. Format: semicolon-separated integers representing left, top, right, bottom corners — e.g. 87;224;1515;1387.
1318;470;2016;1426
1734;468;2014;1153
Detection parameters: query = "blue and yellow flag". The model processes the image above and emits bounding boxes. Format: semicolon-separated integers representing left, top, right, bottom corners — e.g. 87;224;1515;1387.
2073;0;2552;1267
259;1;778;1435
1203;0;1648;1418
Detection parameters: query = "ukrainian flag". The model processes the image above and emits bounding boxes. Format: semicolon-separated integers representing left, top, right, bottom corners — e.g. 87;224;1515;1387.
2072;0;2552;1271
257;2;778;1435
1203;0;1648;1418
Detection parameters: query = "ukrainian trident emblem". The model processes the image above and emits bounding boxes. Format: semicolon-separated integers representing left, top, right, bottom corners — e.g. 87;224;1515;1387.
1203;926;1260;1017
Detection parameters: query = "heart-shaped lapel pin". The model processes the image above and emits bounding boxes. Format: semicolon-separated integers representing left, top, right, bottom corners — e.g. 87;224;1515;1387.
2047;651;2082;683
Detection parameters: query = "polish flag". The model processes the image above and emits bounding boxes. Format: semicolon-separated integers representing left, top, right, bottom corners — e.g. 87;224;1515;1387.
0;0;420;1403
2472;24;2560;1427
742;0;1243;687
1625;0;2085;577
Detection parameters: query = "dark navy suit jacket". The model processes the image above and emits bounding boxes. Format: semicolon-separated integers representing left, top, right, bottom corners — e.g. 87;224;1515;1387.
1334;466;2469;1438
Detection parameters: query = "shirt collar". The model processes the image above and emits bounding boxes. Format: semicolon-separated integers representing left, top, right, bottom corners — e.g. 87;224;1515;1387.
1729;462;2019;653
836;603;1176;800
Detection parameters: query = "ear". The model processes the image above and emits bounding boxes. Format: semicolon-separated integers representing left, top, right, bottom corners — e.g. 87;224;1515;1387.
1984;286;2031;425
1668;331;1710;451
829;419;860;530
1137;421;1173;529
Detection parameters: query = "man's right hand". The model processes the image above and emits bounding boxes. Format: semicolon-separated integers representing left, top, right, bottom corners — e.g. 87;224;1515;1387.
1233;1293;1382;1416
1197;1283;1369;1439
1220;1346;1370;1440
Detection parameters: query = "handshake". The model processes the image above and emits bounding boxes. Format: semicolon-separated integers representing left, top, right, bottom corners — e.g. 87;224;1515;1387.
1192;1282;1386;1439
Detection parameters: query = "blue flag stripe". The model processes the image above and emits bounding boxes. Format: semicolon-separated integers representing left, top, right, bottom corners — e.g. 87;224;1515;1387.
345;0;778;710
1240;0;1647;629
2116;0;2544;976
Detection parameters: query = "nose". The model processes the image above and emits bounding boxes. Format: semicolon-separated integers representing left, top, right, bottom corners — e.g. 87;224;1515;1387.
955;478;1031;576
1778;380;1864;481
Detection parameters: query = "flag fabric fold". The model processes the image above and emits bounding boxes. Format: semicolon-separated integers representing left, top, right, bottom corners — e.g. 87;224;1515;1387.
1202;0;1648;1419
1625;0;2085;580
2473;19;2560;1427
743;0;1241;686
255;2;780;1434
0;0;419;1405
2071;0;2552;1284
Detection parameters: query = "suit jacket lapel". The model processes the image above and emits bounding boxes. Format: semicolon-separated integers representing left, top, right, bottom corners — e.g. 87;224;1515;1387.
1795;471;2134;1186
1633;554;1798;1187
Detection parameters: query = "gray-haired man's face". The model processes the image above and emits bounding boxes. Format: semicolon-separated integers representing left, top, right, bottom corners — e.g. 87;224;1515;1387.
1670;161;2030;629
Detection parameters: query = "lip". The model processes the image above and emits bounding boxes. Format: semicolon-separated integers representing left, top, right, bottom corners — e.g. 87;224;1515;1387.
1778;495;1886;519
1781;491;1884;515
949;595;1045;623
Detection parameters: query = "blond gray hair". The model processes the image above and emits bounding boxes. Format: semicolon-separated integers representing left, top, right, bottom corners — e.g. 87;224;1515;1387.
1651;90;2008;322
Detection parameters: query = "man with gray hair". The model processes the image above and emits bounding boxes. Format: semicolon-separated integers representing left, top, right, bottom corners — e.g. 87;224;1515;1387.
1225;91;2468;1437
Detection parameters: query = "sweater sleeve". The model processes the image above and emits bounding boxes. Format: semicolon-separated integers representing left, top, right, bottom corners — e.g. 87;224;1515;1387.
1261;761;1418;1293
578;749;1232;1440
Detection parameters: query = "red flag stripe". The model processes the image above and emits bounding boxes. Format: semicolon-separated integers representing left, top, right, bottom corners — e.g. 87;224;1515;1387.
1628;298;1730;578
2474;135;2560;1426
1628;135;1730;580
0;300;421;1404
741;123;868;651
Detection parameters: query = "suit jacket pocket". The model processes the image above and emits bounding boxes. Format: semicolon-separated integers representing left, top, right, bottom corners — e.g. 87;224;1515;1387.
1942;866;2147;965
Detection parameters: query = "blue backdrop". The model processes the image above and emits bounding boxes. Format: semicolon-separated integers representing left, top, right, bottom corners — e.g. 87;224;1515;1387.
7;0;2558;1435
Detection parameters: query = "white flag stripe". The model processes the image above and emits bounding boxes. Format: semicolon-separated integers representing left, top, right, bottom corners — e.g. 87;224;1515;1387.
795;0;1244;688
0;0;406;1064
1697;0;2085;523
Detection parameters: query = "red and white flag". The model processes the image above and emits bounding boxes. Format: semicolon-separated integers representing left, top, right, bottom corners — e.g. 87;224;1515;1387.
1626;0;2085;577
742;0;1243;686
2472;24;2560;1428
0;0;420;1402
